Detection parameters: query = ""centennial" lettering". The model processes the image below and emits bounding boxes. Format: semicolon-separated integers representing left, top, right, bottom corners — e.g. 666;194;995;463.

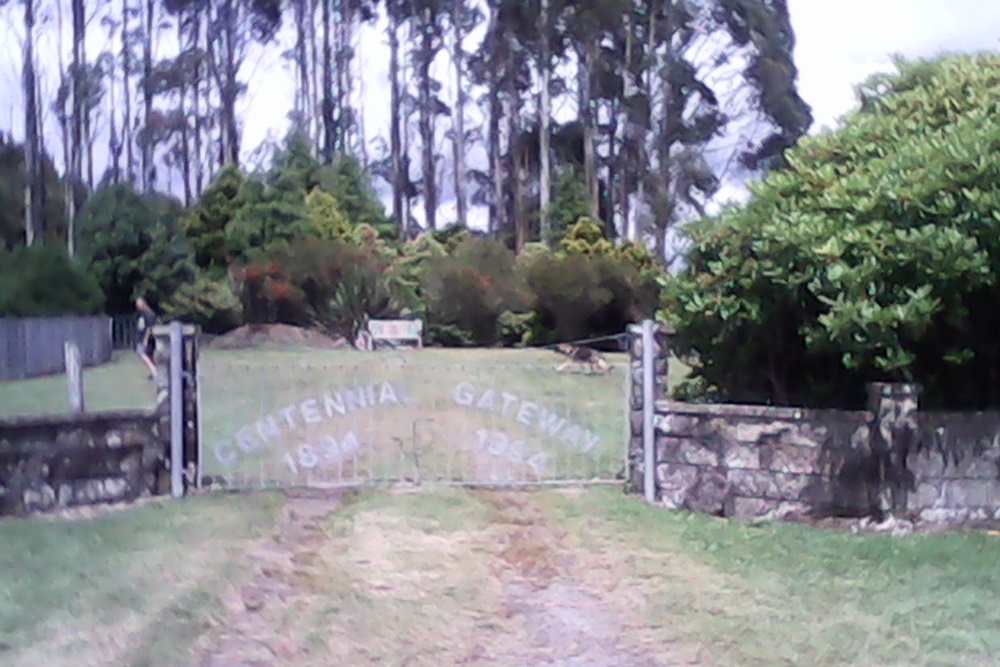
212;381;403;466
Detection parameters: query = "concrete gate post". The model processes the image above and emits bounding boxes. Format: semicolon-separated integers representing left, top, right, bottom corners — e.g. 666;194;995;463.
153;323;202;497
626;320;671;500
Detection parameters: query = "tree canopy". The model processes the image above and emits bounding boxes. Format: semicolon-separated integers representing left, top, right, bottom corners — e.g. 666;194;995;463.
661;52;1000;410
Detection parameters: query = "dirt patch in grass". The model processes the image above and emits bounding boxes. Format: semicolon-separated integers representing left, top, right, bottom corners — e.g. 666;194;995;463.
209;324;348;351
476;490;711;666
193;487;349;666
192;487;710;666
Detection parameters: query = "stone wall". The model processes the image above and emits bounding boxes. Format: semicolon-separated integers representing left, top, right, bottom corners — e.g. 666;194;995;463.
654;403;874;518
0;410;166;516
627;321;1000;521
910;411;1000;521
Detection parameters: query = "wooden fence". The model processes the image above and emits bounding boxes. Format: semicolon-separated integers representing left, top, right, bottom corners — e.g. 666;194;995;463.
0;316;113;382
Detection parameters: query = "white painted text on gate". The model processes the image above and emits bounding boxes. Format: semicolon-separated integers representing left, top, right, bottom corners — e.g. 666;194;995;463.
452;381;601;453
212;380;403;467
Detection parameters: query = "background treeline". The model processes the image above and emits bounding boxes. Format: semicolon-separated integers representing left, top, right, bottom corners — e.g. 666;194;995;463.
1;129;662;349
1;0;810;255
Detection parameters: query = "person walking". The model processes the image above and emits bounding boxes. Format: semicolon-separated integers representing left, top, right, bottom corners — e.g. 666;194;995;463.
135;296;158;380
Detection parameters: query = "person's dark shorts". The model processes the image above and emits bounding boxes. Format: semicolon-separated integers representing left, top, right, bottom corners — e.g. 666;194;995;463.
138;338;155;358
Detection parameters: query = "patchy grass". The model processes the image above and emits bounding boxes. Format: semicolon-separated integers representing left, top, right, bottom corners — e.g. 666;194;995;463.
541;487;1000;667
0;493;282;667
3;487;999;666
0;352;154;417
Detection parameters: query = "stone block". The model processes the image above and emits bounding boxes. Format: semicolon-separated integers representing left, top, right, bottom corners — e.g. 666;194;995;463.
655;414;701;437
939;479;999;508
657;435;724;466
686;470;729;515
947;454;1000;479
908;450;945;478
728;496;776;517
630;411;644;435
910;482;943;510
724;444;760;470
727;469;780;498
657;464;700;510
727;470;819;500
23;484;56;510
760;442;821;475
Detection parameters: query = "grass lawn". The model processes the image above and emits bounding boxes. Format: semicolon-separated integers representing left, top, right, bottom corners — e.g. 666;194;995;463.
2;486;996;666
0;492;282;667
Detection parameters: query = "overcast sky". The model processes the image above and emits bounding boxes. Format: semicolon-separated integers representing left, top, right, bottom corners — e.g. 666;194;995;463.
789;0;1000;131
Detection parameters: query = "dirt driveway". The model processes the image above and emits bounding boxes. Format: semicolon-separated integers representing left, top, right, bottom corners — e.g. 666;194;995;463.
194;487;708;667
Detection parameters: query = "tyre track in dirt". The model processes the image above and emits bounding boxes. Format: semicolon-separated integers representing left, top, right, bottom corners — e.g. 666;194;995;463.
194;488;347;667
470;491;708;667
194;487;708;667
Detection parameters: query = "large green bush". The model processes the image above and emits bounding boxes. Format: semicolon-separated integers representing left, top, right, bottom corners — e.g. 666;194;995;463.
78;183;194;313
661;53;1000;409
0;245;104;316
233;238;415;339
182;165;244;273
420;237;530;346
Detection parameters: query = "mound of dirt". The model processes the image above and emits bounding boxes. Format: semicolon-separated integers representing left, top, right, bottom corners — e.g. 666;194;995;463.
209;324;349;350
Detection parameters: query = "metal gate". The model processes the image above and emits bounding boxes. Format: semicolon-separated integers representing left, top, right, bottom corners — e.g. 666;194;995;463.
196;347;628;489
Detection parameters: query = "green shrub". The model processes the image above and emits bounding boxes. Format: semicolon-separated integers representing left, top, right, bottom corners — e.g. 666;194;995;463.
661;53;1000;409
420;237;530;346
528;253;658;345
77;183;195;314
233;239;415;339
0;244;104;316
497;310;535;347
425;322;476;347
160;274;243;334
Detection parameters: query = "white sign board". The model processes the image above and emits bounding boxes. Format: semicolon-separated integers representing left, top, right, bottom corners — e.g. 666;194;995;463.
368;319;423;346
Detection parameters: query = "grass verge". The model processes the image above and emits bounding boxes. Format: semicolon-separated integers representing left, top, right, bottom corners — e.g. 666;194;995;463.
0;492;282;667
540;487;1000;667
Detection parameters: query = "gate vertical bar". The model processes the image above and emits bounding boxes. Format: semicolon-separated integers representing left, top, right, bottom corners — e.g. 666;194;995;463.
641;319;656;503
169;321;184;498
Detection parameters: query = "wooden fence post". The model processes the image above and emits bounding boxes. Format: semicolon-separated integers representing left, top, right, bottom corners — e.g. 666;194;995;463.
64;342;84;413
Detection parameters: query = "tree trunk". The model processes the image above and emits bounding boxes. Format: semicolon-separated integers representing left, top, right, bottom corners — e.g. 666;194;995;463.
451;0;468;229
141;0;155;191
335;1;347;155
107;33;122;185
505;33;523;250
635;6;656;241
355;21;368;168
218;0;240;166
388;5;404;233
309;0;321;151
579;42;599;220
192;6;204;196
178;16;192;206
122;0;135;183
295;0;311;139
22;0;41;246
321;0;334;161
619;8;633;240
486;8;501;236
418;6;437;230
56;0;73;254
537;0;551;243
77;0;93;193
